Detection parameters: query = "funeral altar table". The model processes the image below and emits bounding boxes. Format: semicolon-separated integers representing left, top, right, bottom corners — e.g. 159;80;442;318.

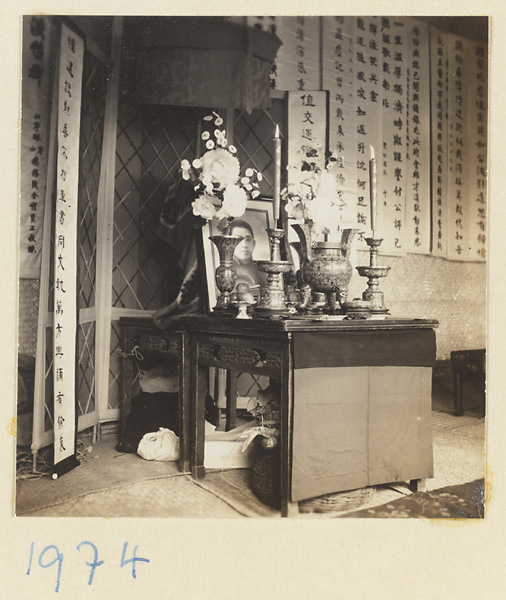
183;315;438;517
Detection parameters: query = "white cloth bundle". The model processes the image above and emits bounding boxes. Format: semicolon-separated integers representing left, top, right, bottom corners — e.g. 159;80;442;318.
137;427;180;462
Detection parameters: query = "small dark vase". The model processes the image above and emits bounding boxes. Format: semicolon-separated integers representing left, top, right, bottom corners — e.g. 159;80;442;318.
209;234;241;310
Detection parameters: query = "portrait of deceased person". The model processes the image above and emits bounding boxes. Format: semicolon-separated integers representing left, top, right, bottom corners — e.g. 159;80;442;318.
230;217;268;297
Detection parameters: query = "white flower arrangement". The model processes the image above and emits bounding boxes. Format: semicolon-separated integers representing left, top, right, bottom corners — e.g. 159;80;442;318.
181;112;263;232
282;144;344;237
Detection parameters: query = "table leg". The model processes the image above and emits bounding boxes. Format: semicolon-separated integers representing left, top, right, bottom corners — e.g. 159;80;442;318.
178;334;191;473
280;340;294;518
481;373;486;417
191;338;207;479
120;355;134;437
409;478;427;492
226;370;238;431
454;371;464;416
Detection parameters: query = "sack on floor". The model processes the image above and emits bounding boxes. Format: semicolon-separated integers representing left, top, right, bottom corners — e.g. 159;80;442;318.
137;427;180;462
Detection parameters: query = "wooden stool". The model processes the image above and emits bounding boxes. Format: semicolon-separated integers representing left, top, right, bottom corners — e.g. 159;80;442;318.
450;349;486;416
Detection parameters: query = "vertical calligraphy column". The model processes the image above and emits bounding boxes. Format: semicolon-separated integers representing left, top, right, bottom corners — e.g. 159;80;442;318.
266;16;320;92
53;24;84;467
430;32;449;256
351;16;382;247
287;91;328;241
378;17;408;253
405;19;431;253
20;16;51;278
446;34;470;260
322;16;357;229
466;41;488;261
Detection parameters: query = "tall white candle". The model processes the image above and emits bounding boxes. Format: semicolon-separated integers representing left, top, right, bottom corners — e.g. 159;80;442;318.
369;145;377;234
273;124;281;222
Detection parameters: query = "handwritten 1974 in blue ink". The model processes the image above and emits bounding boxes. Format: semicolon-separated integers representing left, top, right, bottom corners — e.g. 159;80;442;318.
26;541;150;593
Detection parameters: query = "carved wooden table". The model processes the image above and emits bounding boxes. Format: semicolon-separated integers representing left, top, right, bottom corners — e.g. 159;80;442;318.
120;317;191;472
184;315;438;517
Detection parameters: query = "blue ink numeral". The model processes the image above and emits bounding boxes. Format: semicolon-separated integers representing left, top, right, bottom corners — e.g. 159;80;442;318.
77;541;104;586
120;542;150;579
39;545;64;593
27;541;150;591
26;542;34;575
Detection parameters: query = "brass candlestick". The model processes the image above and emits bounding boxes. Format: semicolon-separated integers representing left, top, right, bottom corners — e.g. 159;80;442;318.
356;237;391;316
255;228;291;315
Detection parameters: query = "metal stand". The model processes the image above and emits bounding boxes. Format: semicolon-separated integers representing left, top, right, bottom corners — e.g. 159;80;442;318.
255;228;291;316
356;237;391;316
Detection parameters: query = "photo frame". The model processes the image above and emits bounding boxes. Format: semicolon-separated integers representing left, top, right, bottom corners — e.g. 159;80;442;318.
200;198;275;312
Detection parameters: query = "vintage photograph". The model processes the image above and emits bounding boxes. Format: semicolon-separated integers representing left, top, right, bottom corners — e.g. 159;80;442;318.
200;199;274;309
16;14;487;521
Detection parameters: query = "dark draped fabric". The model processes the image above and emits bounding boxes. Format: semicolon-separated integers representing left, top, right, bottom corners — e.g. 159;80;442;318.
153;179;204;327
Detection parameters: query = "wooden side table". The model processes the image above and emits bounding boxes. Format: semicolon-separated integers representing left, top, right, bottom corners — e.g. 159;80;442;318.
120;317;190;472
184;315;438;517
450;349;486;416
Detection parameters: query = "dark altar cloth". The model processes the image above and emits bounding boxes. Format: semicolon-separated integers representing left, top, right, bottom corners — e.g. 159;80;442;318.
293;328;436;370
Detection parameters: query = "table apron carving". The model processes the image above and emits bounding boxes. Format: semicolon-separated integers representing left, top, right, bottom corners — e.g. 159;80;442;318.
124;329;181;356
197;342;282;372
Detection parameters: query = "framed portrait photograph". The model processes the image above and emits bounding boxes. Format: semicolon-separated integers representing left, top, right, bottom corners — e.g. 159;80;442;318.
200;198;275;312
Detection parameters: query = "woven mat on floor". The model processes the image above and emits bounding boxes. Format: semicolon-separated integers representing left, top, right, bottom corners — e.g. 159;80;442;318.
15;437;181;516
190;469;410;518
339;479;485;518
22;476;241;518
15;411;486;518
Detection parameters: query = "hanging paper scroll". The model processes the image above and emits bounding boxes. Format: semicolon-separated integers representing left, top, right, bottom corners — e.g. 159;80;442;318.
446;34;470;260
467;41;488;261
349;16;384;247
322;16;357;230
376;17;409;253
431;31;487;262
250;16;320;92
20;16;52;278
430;31;449;257
405;20;431;254
52;23;84;475
286;90;327;248
287;89;328;176
247;16;486;262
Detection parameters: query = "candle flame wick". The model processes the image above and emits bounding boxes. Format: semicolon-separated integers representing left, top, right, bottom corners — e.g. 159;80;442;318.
275;124;280;138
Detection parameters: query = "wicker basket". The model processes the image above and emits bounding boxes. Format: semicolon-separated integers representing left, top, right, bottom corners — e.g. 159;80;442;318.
250;436;376;514
250;435;281;509
298;486;376;514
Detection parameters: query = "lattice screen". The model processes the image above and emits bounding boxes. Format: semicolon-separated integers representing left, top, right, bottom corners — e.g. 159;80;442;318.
112;101;200;310
75;53;107;424
108;100;201;410
78;55;106;311
108;100;285;411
